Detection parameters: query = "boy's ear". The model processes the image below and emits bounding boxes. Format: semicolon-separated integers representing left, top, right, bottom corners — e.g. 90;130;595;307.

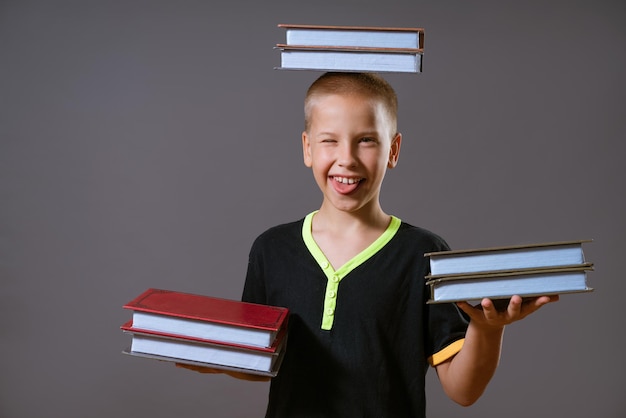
302;131;313;167
387;133;402;168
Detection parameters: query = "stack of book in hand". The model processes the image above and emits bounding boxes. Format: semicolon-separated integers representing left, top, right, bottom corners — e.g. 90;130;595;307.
275;24;425;73
424;240;594;304
121;288;289;377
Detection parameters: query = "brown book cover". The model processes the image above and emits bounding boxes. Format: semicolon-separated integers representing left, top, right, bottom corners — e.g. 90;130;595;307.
424;239;592;258
276;44;423;54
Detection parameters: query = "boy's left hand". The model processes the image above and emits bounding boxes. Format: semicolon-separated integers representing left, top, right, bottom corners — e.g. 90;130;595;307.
456;295;559;330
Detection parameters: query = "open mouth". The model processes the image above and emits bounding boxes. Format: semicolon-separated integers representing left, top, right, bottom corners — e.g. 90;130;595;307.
332;176;362;185
331;176;363;194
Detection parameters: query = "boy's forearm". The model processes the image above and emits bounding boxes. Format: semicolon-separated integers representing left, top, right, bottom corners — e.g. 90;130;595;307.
437;295;557;406
437;322;505;406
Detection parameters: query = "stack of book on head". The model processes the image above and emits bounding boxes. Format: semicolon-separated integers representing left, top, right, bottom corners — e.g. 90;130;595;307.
424;240;594;304
121;288;289;377
275;24;425;73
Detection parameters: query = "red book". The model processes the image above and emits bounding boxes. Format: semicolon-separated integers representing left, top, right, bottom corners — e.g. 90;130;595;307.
121;320;287;376
123;288;289;348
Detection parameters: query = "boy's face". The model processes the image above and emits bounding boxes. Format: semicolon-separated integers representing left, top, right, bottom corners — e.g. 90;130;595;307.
302;93;401;215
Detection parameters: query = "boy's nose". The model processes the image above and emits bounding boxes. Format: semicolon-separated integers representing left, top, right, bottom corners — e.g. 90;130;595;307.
337;143;357;167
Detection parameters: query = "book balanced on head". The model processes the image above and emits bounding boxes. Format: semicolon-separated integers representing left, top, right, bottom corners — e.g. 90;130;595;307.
121;288;289;376
275;23;425;73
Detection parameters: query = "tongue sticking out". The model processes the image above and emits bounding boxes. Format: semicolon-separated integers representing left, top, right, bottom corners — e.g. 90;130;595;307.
332;177;361;195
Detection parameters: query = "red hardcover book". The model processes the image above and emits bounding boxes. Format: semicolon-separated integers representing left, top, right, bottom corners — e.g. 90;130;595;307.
121;320;287;376
123;288;289;348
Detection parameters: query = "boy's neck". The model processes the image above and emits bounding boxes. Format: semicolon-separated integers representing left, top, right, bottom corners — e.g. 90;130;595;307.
311;204;392;270
314;202;391;233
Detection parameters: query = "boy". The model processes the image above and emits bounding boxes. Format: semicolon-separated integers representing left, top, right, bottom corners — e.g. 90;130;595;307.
185;72;558;417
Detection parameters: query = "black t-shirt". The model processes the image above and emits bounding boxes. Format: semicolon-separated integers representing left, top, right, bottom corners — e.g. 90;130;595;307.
243;213;468;418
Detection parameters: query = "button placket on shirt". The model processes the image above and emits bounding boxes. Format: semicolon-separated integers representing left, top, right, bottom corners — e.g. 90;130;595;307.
321;266;340;329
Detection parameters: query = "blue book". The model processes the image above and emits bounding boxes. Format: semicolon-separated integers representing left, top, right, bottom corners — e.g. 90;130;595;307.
426;265;594;304
425;240;594;303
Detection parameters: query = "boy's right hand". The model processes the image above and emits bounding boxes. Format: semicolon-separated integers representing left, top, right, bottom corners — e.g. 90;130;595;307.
175;362;271;382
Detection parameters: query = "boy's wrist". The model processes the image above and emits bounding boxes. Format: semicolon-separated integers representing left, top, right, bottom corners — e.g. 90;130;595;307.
468;320;505;336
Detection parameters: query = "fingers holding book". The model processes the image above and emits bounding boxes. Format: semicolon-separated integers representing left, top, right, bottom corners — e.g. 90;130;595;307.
456;294;560;329
175;362;272;382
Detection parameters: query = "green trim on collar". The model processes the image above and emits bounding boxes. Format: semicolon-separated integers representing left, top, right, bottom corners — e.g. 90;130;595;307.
302;211;402;330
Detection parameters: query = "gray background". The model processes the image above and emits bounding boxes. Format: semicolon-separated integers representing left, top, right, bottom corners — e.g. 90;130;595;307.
1;0;624;417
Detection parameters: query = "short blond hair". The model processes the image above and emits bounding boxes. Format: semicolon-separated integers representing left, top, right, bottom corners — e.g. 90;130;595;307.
304;72;398;136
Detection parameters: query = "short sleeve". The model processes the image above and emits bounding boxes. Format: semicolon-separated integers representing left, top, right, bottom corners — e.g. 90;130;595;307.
422;236;469;366
425;302;468;366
